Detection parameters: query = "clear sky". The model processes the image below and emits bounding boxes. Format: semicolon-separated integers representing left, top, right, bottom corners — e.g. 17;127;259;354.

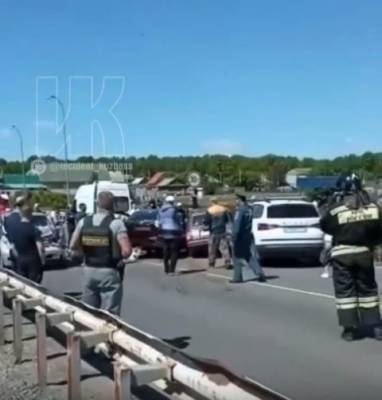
0;0;381;160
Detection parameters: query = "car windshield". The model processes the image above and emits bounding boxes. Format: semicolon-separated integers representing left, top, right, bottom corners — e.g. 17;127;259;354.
191;214;204;227
31;215;48;226
129;210;158;222
267;204;318;219
114;197;130;213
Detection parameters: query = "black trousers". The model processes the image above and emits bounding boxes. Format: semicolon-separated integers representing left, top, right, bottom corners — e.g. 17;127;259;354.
17;255;43;284
162;238;180;274
332;251;380;327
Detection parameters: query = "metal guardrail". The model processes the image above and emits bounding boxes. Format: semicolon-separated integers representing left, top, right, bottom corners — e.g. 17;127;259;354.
0;268;290;400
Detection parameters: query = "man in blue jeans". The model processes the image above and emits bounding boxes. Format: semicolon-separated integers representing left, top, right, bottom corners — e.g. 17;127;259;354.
231;194;266;283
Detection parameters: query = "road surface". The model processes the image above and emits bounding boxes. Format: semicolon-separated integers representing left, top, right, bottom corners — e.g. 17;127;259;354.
43;259;382;400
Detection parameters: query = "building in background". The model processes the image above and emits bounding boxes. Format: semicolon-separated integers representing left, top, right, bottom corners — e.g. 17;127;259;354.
296;176;339;191
28;163;111;195
0;174;47;191
285;168;312;189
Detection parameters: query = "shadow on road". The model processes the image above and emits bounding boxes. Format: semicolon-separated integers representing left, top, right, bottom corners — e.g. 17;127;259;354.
262;257;322;268
178;268;207;275
4;321;34;329
64;291;82;299
5;335;36;345
48;372;103;387
47;351;67;361
247;275;279;282
162;336;192;350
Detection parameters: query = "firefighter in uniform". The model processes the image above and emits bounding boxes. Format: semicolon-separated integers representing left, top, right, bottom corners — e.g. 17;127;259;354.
70;191;132;315
320;175;382;341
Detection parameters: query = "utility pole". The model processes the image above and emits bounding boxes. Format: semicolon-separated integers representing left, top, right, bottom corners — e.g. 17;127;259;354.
48;95;70;206
11;125;26;188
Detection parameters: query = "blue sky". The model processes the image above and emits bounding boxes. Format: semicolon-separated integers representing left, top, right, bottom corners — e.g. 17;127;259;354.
0;0;381;160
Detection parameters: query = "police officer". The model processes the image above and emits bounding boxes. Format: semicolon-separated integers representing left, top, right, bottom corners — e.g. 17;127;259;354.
231;194;266;283
320;174;382;341
70;191;132;315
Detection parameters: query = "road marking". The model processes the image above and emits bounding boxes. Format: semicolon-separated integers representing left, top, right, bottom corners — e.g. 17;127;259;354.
206;272;334;299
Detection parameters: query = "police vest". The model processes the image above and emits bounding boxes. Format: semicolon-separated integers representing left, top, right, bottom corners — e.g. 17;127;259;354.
81;214;118;268
322;199;382;248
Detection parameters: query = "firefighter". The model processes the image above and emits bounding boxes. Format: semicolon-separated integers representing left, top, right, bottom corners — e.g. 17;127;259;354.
320;174;382;341
70;191;132;315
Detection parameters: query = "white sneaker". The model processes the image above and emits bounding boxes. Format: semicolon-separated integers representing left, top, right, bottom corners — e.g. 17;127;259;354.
321;266;330;279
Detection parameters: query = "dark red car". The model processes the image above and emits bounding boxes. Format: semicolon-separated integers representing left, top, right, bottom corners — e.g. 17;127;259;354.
126;210;161;254
126;209;187;255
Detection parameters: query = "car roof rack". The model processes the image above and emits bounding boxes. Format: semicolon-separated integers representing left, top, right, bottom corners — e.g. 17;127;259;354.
250;194;309;202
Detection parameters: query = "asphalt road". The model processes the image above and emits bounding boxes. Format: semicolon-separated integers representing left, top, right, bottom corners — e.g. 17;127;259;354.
42;259;382;400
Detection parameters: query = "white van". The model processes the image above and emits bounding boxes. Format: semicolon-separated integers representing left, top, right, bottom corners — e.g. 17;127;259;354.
75;181;131;215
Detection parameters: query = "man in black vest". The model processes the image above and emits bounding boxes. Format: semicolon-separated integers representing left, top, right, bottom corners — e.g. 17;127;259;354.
320;175;382;341
70;191;132;315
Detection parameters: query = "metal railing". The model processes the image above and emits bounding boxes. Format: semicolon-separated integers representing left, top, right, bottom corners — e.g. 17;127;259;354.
0;268;290;400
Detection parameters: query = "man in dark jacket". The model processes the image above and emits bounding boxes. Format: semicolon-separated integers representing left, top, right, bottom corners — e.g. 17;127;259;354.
158;196;185;275
204;198;231;268
5;192;45;283
4;192;33;272
231;194;266;283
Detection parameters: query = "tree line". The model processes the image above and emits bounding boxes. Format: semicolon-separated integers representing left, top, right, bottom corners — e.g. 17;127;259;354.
0;152;381;190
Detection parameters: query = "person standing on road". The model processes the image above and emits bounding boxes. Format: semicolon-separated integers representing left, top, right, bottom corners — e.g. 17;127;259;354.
3;192;36;271
204;198;232;269
75;203;87;224
158;195;185;276
231;194;266;283
70;191;132;316
6;192;45;283
148;199;157;209
64;203;76;246
320;175;382;341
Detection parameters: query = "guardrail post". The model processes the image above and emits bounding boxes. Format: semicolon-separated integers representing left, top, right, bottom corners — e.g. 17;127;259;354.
0;287;4;346
36;311;72;391
36;311;47;391
12;297;23;363
67;331;81;400
114;362;132;400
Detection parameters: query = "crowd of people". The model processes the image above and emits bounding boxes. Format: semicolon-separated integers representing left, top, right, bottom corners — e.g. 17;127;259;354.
3;174;382;343
152;193;267;283
0;189;268;317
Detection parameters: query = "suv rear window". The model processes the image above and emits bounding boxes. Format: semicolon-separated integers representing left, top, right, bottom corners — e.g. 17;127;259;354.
267;204;318;219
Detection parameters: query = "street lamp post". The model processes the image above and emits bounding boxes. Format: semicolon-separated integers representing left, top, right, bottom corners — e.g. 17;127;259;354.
48;95;70;207
11;125;26;188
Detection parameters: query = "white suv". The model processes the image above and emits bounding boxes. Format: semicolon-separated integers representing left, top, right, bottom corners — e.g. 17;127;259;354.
251;199;324;261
